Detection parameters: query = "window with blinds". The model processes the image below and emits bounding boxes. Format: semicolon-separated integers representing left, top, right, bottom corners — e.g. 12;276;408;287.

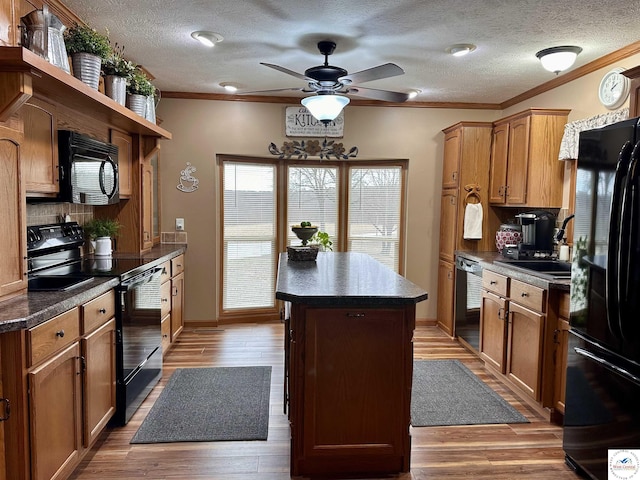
287;165;338;247
348;166;403;272
222;162;277;311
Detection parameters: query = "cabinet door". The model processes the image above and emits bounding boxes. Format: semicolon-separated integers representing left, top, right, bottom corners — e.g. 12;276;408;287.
479;289;507;373
442;128;461;189
489;122;509;204
171;272;185;342
438;189;457;262
141;160;153;250
110;129;133;198
553;292;571;414
28;342;82;480
23;98;59;194
505;115;530;205
436;260;455;336
506;301;544;400
82;318;116;448
0;128;27;299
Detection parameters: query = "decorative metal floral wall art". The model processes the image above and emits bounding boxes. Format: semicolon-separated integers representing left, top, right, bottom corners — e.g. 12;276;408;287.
177;162;199;192
268;139;358;160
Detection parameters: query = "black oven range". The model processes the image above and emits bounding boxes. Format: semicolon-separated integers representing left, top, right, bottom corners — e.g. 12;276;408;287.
27;221;164;425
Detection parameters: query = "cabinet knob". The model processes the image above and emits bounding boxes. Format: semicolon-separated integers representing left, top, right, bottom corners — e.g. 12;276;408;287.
521;292;529;297
0;398;10;421
55;330;65;338
490;280;497;285
99;308;107;314
161;298;168;303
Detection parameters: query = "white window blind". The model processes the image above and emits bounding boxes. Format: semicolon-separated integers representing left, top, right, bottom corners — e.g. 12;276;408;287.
348;166;402;272
287;166;338;247
222;162;276;310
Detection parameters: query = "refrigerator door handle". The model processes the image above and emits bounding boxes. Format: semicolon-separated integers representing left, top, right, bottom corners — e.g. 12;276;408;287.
607;141;633;341
574;347;640;387
618;140;640;341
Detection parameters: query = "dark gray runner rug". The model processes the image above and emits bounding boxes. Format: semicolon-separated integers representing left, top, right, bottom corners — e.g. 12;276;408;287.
131;366;271;443
411;359;528;427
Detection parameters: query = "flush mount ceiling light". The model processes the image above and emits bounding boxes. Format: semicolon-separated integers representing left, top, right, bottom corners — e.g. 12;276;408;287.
446;44;476;57
408;89;421;100
219;82;238;93
301;94;350;125
535;46;582;74
191;31;223;48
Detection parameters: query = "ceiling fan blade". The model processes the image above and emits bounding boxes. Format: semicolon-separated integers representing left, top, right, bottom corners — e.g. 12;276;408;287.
346;86;410;103
260;63;311;81
339;63;405;84
238;87;307;95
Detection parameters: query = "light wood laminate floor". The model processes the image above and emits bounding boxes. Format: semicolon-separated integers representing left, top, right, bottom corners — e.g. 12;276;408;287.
69;324;579;480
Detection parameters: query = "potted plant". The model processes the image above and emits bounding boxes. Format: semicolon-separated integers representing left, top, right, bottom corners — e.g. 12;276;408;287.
64;22;111;89
126;69;156;118
84;218;120;256
311;231;333;251
102;42;135;105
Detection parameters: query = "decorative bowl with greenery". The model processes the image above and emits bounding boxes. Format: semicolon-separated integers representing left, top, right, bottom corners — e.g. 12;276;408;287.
127;69;156;97
64;23;111;60
102;43;136;78
83;218;121;240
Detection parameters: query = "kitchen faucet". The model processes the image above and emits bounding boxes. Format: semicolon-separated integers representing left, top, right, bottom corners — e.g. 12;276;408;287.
555;214;575;242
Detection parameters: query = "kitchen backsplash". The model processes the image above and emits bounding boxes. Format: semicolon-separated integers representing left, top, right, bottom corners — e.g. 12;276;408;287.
27;203;94;226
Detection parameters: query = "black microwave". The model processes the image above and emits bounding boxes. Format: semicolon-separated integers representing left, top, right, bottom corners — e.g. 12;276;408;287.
57;130;120;205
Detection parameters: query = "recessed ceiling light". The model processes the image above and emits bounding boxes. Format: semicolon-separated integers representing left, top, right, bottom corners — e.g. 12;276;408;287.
220;82;238;93
446;44;477;57
191;31;223;48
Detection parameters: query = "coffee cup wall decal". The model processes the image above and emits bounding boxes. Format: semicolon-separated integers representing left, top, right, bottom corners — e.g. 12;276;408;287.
177;162;199;192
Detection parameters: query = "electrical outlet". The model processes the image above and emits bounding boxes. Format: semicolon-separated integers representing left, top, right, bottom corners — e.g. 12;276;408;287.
176;218;185;231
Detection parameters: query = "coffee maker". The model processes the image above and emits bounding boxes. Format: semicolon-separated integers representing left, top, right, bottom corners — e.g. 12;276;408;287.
512;210;556;258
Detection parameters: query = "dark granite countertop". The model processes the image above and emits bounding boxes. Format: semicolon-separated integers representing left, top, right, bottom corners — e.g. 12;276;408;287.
275;252;428;306
0;244;186;333
455;250;571;291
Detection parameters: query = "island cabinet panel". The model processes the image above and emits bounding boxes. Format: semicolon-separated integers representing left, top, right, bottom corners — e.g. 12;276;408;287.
289;304;414;477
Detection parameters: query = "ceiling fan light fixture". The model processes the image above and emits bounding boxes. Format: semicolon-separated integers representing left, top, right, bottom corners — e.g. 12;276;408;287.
191;31;223;48
408;89;421;99
301;94;350;124
446;44;476;57
535;46;582;74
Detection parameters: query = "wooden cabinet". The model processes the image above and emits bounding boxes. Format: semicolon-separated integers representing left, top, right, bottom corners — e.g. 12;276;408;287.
0;123;27;301
171;271;185;342
551;291;570;415
441;126;461;189
506;279;546;401
159;254;186;353
623;65;640;117
110;129;133;198
1;289;117;480
480;286;508;372
288;304;414;477
438;190;457;263
436;260;455;336
141;159;154;250
80;290;116;448
489;109;569;207
22;97;58;195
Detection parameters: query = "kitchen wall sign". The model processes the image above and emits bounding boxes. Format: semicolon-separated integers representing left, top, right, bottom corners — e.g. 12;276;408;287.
177;162;199;192
268;139;358;160
285;106;344;137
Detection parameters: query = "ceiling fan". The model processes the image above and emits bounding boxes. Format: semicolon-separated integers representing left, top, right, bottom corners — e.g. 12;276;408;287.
252;40;410;103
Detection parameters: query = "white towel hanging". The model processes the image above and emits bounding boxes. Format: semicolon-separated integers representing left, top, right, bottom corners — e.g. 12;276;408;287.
463;203;483;240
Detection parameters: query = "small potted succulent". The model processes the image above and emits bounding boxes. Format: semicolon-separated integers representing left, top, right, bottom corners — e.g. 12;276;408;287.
126;69;156;118
102;42;135;105
64;22;111;89
84;218;120;256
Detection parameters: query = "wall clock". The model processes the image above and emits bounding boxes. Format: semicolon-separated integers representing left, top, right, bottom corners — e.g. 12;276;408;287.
598;67;630;110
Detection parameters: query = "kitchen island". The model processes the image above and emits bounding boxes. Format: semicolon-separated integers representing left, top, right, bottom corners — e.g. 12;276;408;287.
275;252;427;477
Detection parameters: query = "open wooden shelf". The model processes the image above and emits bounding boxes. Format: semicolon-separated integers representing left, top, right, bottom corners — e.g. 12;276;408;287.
0;46;171;139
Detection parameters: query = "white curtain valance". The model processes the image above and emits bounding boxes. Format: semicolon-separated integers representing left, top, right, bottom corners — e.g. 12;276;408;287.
558;108;630;160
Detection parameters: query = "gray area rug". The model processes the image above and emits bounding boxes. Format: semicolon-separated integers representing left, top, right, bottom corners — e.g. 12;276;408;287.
411;359;528;427
131;366;271;443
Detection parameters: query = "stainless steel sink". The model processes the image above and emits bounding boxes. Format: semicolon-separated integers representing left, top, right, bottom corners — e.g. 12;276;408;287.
494;259;572;277
28;275;95;292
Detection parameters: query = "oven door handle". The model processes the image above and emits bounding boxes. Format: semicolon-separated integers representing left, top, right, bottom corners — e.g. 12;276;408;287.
119;267;163;291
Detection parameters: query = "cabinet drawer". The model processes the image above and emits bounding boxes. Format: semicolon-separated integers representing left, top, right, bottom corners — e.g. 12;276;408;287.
28;308;80;366
482;270;508;297
171;254;184;277
82;290;116;334
510;279;546;313
161;314;171;354
160;280;172;318
159;260;171;285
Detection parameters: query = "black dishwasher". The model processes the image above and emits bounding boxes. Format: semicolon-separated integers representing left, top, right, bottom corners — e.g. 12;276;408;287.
454;255;483;352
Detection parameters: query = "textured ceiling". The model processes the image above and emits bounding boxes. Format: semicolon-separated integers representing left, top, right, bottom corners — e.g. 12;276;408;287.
61;0;640;105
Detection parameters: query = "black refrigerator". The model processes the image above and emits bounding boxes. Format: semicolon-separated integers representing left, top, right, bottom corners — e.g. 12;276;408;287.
563;117;640;479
